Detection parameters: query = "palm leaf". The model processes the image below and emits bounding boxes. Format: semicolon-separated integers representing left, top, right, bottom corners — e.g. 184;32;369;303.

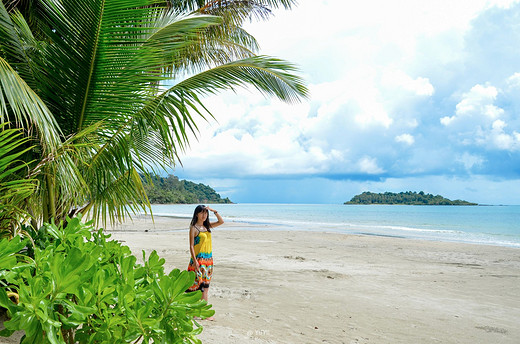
170;0;296;13
0;3;39;90
156;2;268;75
0;123;38;238
0;57;60;152
173;55;309;102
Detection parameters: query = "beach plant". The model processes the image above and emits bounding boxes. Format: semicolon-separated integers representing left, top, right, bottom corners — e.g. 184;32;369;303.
0;215;212;343
0;0;308;227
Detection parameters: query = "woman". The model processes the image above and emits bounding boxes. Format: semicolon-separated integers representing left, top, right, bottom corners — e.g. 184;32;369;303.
187;205;224;318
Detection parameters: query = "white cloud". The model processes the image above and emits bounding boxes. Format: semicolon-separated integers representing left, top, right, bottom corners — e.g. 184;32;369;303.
457;152;484;171
395;134;415;145
404;118;419;129
440;115;455;126
246;0;519;59
381;69;434;96
354;106;393;128
439;83;520;151
506;72;520;88
456;84;501;117
488;120;520;150
358;156;385;174
442;84;503;126
308;69;394;129
179;89;349;177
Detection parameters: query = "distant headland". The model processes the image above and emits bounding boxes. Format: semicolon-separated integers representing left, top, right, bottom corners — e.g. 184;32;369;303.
141;174;232;204
345;191;477;205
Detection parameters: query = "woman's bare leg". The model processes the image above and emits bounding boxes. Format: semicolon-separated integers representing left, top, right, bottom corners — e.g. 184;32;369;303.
201;287;214;320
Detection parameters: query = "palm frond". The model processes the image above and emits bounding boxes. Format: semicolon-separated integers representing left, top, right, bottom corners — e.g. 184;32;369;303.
168;0;296;13
0;56;60;152
0;124;33;183
0;4;39;90
0;123;38;238
199;0;272;24
32;0;161;135
173;55;309;102
83;166;150;228
162;24;260;76
3;0;43;37
152;3;266;75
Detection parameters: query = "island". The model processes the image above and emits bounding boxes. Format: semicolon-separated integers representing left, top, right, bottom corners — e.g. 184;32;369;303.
344;191;477;205
142;174;232;204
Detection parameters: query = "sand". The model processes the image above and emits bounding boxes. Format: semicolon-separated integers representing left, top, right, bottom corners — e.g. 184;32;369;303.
2;215;520;343
110;215;520;344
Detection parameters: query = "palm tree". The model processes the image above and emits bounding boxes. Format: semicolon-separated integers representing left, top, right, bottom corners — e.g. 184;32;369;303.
0;0;307;228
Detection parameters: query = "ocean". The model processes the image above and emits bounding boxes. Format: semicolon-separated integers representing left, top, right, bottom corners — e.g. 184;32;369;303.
150;203;520;248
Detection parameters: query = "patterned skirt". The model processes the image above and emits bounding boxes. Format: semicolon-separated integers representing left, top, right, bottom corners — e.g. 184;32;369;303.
187;254;213;292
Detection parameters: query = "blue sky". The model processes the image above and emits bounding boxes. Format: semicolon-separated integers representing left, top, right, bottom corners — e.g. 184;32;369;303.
171;0;520;205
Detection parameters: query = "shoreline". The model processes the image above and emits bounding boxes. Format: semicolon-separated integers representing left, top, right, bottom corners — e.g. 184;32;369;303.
119;213;520;249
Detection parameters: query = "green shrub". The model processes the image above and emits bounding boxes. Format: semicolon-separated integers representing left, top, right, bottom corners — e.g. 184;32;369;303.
0;216;213;343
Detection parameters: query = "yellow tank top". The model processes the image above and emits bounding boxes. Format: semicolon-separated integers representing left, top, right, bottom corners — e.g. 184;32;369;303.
193;230;212;257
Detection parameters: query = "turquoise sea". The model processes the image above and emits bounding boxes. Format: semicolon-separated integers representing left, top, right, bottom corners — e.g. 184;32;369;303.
150;204;520;248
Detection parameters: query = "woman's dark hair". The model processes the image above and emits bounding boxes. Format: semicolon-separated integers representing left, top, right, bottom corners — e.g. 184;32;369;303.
190;205;211;232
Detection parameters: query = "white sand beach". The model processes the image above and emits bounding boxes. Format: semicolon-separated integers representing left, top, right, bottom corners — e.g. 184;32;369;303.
2;215;519;344
109;215;520;344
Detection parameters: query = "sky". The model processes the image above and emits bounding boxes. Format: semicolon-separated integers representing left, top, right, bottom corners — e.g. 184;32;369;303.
170;0;520;205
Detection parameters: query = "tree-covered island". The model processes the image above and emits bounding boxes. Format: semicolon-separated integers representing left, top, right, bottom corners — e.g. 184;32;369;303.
345;191;478;205
142;174;232;204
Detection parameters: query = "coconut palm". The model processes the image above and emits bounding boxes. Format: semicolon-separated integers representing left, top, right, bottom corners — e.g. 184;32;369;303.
0;0;307;228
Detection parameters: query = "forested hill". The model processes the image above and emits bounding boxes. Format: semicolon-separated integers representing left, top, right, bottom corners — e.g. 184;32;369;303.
345;191;477;205
142;174;232;204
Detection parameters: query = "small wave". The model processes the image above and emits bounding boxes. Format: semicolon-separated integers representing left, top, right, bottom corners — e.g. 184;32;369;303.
147;212;191;219
374;224;461;234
